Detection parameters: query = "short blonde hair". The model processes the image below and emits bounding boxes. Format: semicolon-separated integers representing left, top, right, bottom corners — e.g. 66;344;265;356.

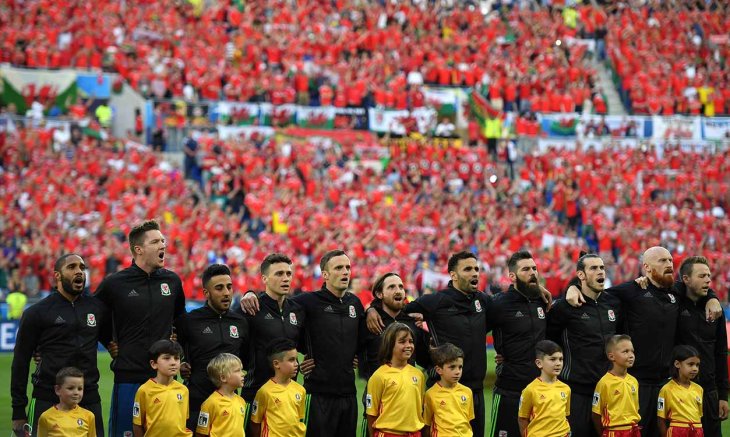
207;353;243;387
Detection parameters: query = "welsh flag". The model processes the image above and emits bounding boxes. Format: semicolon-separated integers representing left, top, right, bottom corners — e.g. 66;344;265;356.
296;106;335;129
423;87;457;118
261;103;296;127
469;89;501;124
1;66;78;115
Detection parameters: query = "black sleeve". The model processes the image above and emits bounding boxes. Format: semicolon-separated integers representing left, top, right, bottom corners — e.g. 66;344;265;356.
414;325;432;370
239;316;250;360
174;278;186;318
606;281;639;303
403;293;439;320
97;298;113;347
546;300;568;344
565;276;581;293
10;308;41;420
715;312;729;401
94;276;113;306
174;314;190;362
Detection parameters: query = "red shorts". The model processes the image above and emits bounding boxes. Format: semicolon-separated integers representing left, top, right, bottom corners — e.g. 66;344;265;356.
373;432;421;437
602;426;641;437
667;426;704;437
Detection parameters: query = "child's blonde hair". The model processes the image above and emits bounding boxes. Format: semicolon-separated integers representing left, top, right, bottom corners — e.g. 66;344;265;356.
207;353;243;387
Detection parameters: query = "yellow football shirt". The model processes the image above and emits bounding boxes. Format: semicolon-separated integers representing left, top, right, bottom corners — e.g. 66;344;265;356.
592;372;641;430
132;379;193;436
36;405;96;437
657;379;703;428
365;364;425;433
250;379;306;437
518;378;571;437
423;382;474;437
195;390;247;436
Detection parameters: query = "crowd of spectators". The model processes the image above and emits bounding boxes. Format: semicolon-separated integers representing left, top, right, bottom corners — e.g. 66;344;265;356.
1;122;728;305
1;0;603;114
605;1;730;116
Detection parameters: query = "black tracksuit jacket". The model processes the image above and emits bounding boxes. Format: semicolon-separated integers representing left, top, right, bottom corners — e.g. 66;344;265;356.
174;304;249;409
486;285;547;393
237;292;306;401
297;287;367;396
676;294;729;400
607;280;679;384
11;292;110;420
547;292;622;395
94;263;186;383
403;283;491;391
359;304;431;380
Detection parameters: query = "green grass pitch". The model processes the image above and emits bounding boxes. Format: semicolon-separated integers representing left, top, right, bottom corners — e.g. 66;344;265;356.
2;351;728;435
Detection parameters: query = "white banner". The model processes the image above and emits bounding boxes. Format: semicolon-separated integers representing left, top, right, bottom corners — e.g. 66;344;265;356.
421;269;451;291
368;107;437;135
652;115;702;141
216;125;275;140
702;118;730;141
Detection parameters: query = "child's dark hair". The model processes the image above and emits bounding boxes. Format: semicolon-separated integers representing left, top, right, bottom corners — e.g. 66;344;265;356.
670;344;700;379
535;340;562;359
148;339;183;362
430;343;464;367
377;322;414;365
266;338;297;368
56;367;84;386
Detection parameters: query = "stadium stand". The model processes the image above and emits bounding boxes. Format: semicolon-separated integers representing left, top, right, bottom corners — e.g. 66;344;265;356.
1;0;600;112
605;2;730;116
1;122;728;303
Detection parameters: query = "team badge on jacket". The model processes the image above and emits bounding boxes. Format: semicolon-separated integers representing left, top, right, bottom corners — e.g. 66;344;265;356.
290;312;298;325
608;310;616;321
161;283;171;296
349;305;356;318
668;294;676;304
475;300;482;312
87;313;96;327
230;325;239;338
537;307;545;319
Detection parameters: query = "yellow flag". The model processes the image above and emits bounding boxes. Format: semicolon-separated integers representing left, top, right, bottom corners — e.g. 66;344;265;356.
272;211;289;234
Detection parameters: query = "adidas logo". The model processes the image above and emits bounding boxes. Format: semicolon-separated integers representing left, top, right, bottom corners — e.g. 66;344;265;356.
202;327;213;334
643;292;653;298
55;316;66;324
324;305;334;313
222;410;229;416
128;289;139;297
681;309;691;317
264;313;274;320
447;306;458;312
540;394;545;400
514;311;524;318
614;390;620;395
581;313;590;320
440;400;447;407
154;398;161;404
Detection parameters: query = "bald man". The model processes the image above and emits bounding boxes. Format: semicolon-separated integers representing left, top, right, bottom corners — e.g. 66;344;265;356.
566;247;723;437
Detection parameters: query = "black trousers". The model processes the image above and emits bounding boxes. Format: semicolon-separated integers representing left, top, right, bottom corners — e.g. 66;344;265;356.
306;393;357;437
489;387;521;437
701;390;722;437
29;397;104;437
471;388;485;437
638;382;662;437
568;391;599;437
